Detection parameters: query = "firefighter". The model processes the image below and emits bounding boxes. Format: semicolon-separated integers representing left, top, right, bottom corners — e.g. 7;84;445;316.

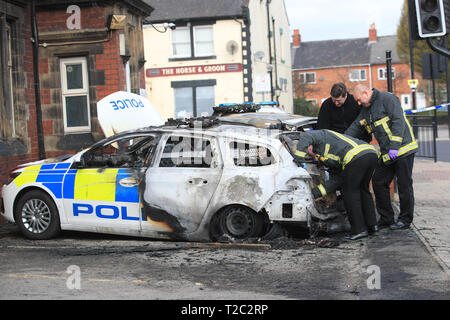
292;129;379;240
345;85;418;230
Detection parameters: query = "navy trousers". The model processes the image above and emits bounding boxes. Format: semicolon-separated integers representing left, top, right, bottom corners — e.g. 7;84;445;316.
372;153;415;225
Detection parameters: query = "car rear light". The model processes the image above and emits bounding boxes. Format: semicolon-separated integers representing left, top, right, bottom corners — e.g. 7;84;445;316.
6;172;21;185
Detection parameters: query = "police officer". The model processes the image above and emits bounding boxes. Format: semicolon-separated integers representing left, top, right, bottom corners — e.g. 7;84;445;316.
292;129;379;240
345;85;418;230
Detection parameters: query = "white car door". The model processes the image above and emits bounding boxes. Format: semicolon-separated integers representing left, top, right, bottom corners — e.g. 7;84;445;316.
63;134;156;235
141;134;223;237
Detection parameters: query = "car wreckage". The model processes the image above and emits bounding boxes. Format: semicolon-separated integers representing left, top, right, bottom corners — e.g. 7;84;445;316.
1;100;349;241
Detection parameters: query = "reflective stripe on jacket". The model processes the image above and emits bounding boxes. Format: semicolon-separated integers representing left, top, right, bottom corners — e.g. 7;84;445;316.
293;130;377;170
344;89;417;165
293;130;377;196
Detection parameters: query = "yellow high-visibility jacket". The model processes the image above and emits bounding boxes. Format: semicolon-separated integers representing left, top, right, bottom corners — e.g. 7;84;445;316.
345;89;417;166
293;129;377;197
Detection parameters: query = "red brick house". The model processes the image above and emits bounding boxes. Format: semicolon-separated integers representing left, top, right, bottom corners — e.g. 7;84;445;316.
0;0;153;188
291;24;425;110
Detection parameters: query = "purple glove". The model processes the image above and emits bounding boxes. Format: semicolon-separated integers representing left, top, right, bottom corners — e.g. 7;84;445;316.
388;149;398;160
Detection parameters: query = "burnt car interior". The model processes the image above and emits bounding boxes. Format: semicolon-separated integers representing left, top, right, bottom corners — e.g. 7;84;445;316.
230;142;275;167
159;136;214;168
77;135;158;169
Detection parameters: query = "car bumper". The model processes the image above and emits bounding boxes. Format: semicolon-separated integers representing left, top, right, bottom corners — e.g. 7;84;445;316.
1;184;15;223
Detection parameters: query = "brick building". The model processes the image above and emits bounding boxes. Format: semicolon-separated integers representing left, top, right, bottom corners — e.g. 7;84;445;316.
291;24;426;110
0;0;153;187
142;0;293;120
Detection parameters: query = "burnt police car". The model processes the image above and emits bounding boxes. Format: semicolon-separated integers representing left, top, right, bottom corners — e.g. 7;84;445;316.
1;98;345;241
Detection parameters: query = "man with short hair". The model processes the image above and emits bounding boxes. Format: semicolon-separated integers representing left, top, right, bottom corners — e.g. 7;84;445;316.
345;84;418;230
317;83;366;137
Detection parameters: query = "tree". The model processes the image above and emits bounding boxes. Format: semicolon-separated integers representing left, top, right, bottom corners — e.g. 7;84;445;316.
293;97;319;117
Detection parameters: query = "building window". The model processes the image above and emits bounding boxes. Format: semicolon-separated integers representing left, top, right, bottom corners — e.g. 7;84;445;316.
401;94;411;110
378;67;396;80
172;80;216;118
279;78;288;92
280;28;286;63
1;20;16;138
349;69;367;81
171;27;191;58
60;57;90;133
299;72;316;84
171;25;214;59
193;26;214;56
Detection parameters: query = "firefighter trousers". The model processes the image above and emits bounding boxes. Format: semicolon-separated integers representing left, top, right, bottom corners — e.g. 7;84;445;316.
372;153;415;225
341;152;378;234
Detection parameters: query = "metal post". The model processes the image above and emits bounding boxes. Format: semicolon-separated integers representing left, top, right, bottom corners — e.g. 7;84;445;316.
266;0;274;101
445;37;450;138
386;50;393;93
408;17;418;139
31;0;46;160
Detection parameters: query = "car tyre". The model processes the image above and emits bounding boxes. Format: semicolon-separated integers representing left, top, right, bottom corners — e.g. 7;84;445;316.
14;190;61;240
215;205;265;240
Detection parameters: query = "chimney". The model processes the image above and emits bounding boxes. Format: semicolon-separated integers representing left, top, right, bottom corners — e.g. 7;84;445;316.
368;23;377;43
292;29;301;48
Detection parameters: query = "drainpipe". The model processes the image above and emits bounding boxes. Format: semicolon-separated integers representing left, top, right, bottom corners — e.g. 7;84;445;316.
266;0;273;101
272;17;279;104
31;0;46;160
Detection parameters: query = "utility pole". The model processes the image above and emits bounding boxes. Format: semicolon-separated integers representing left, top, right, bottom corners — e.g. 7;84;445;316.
386;51;393;93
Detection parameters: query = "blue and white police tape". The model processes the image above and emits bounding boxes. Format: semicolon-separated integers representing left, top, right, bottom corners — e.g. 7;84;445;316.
404;103;450;114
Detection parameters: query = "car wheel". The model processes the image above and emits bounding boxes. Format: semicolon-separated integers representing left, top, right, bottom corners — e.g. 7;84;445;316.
14;190;61;240
216;206;264;240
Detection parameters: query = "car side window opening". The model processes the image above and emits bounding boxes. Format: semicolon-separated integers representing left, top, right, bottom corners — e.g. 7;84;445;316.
159;135;214;168
82;136;156;168
230;142;275;167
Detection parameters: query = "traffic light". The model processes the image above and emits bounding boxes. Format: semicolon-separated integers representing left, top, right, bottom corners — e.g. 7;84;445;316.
414;0;448;38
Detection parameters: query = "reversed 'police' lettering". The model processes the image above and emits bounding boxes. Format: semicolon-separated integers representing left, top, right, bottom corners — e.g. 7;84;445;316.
110;99;145;110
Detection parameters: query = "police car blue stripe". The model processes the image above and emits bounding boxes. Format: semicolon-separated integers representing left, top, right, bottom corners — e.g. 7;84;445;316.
115;169;139;203
63;172;76;199
43;183;63;199
55;163;71;169
41;164;56;170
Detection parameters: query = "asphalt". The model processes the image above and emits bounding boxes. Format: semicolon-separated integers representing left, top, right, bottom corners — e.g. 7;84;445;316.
406;124;450;276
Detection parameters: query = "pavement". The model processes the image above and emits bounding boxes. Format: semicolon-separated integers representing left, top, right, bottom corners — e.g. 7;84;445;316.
404;124;450;276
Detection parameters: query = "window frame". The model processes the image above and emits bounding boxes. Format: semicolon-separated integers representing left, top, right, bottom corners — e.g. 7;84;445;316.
193;25;214;57
377;67;396;80
5;21;15;137
170;24;215;60
299;72;316;84
60;57;91;133
170;26;192;58
171;80;216;118
158;134;217;169
349;69;367;82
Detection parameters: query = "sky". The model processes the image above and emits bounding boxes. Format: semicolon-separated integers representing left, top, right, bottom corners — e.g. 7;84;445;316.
284;0;404;42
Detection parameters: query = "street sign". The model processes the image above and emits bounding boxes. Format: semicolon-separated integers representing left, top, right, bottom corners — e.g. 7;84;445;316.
408;79;419;86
